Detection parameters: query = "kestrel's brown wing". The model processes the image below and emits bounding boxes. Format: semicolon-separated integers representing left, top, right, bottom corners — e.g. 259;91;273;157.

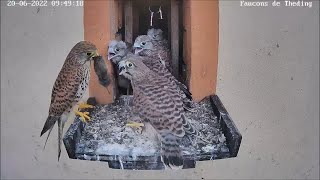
141;56;192;100
152;41;172;71
41;63;84;136
133;74;185;138
50;67;83;115
151;76;185;137
132;74;185;167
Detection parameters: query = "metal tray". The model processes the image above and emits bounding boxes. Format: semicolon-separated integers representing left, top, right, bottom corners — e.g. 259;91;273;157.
63;95;242;170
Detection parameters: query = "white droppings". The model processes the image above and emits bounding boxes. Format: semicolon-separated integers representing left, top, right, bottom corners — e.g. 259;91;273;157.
77;96;227;163
183;151;191;155
83;154;91;160
95;143;130;155
201;144;216;153
131;145;157;160
105;120;113;124
93;134;98;140
219;134;226;143
119;158;124;169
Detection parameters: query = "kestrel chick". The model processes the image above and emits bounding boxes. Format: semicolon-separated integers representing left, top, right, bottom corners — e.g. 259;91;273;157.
134;35;171;71
107;40;133;95
133;35;195;110
147;28;169;48
40;41;99;160
119;58;205;168
107;40;131;64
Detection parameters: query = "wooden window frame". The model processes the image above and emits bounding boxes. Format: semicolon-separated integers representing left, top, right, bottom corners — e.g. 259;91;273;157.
84;0;219;103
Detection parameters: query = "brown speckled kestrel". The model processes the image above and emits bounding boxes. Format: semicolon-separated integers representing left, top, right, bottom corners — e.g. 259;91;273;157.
40;41;99;160
134;35;172;72
118;58;207;169
133;35;196;111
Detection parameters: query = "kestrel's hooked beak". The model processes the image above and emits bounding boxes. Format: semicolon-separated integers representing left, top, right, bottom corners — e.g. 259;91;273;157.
108;50;120;61
118;60;133;77
118;66;126;76
118;61;127;76
90;50;99;66
92;50;99;58
133;42;143;55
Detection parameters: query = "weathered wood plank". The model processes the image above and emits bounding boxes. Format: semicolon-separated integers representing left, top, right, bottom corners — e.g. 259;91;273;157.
124;0;133;44
171;0;179;79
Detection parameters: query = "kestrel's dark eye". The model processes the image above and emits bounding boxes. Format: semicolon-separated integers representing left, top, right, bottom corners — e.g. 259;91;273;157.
87;52;92;56
127;62;133;67
141;42;146;46
115;48;119;52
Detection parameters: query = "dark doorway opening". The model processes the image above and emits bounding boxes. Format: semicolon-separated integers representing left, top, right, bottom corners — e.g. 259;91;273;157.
134;0;171;45
117;0;186;96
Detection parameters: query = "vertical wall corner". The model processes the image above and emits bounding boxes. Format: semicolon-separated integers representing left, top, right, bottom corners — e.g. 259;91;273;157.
184;0;219;102
84;0;121;105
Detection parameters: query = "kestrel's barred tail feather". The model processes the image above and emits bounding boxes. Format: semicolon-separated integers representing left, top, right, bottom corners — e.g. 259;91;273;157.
57;119;65;161
182;114;209;144
181;114;198;136
41;116;59;150
43;127;53;150
40;116;64;160
40;116;64;161
40;116;58;137
160;132;183;168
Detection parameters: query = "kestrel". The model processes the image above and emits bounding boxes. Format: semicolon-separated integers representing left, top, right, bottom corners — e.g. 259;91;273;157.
118;58;206;168
107;40;131;64
40;41;99;160
107;40;133;95
147;28;169;49
108;39;194;110
133;35;195;110
134;35;172;72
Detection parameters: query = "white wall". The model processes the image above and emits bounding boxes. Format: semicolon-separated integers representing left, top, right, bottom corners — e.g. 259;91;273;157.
1;1;319;179
0;4;87;179
216;1;319;179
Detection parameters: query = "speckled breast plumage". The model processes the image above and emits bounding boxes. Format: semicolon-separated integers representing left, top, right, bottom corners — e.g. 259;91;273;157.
74;66;90;103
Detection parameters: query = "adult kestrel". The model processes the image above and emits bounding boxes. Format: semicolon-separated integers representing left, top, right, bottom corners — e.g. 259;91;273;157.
40;41;99;160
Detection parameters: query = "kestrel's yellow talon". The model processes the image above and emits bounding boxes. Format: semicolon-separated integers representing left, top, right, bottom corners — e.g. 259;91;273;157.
78;102;94;110
126;121;144;128
126;121;144;133
75;110;91;123
82;113;90;120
